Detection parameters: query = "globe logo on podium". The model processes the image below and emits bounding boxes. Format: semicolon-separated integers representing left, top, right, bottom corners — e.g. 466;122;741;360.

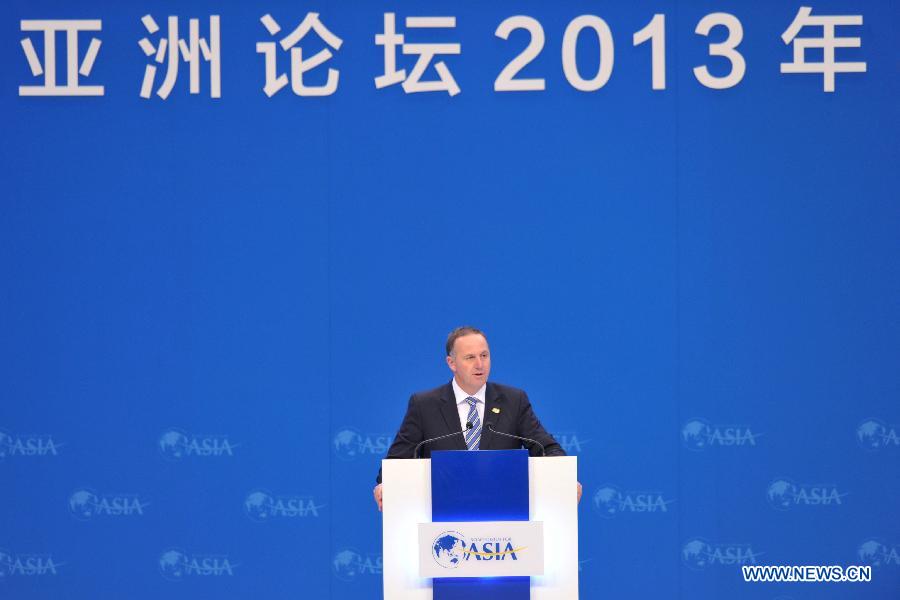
857;420;887;450
69;489;99;520
159;549;187;581
432;532;467;569
159;430;189;460
332;549;363;581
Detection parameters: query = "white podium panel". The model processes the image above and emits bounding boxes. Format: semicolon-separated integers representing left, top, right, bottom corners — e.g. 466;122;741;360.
382;456;578;600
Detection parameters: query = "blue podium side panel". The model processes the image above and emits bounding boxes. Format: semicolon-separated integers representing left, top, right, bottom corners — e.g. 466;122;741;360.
431;449;529;522
433;577;530;599
431;449;530;600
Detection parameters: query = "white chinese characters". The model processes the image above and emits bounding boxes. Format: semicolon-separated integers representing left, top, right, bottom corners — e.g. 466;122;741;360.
17;9;871;99
375;14;461;96
781;6;866;92
256;12;343;97
139;14;221;99
19;20;103;96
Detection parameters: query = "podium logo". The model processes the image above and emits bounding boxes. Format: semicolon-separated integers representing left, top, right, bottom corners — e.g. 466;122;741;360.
592;484;674;518
430;531;524;569
333;428;390;461
243;490;325;522
0;549;62;578
68;488;149;521
158;429;236;460
681;418;760;451
682;538;760;571
0;430;61;459
332;549;382;581
432;532;467;569
159;549;237;581
856;419;899;451
858;540;900;568
766;478;847;511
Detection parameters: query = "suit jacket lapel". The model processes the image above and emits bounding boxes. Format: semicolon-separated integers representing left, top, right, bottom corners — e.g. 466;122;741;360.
438;383;467;450
480;383;503;450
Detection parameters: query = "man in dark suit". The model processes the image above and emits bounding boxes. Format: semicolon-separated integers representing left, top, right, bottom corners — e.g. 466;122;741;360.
373;326;581;510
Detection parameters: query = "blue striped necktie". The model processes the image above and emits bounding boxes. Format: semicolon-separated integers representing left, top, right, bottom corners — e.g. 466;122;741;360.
465;397;481;450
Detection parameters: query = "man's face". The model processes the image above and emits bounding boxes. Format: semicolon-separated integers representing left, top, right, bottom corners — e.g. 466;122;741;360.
446;334;491;394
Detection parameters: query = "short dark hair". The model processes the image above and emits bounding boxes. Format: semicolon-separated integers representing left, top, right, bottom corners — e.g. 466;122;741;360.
446;326;486;356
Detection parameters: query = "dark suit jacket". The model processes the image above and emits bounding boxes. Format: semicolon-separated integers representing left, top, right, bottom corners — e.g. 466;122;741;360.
376;381;564;483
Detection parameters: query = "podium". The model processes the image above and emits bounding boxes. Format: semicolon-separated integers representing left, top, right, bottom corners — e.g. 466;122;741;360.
382;450;579;599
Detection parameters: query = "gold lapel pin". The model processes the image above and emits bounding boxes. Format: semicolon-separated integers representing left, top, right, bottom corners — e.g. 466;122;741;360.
492;407;501;414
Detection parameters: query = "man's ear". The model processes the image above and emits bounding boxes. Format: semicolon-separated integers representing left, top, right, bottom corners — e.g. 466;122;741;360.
446;355;456;373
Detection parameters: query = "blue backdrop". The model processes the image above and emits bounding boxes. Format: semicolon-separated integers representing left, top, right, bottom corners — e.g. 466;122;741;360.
2;1;898;599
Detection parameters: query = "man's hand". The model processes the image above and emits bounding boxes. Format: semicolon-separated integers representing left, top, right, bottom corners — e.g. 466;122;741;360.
374;483;383;511
577;481;583;504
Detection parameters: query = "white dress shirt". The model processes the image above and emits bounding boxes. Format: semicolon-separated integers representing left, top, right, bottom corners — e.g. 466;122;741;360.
452;378;485;433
